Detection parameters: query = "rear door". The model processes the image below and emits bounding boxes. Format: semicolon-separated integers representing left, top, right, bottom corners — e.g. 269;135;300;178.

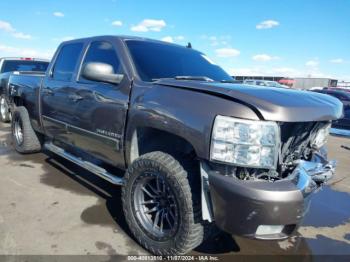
41;42;85;143
65;40;131;168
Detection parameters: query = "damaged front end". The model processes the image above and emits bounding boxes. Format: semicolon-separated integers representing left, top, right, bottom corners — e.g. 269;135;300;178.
203;116;337;239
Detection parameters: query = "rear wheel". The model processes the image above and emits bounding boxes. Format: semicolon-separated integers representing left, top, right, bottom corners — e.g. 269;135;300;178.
0;95;10;123
122;151;204;255
12;106;42;153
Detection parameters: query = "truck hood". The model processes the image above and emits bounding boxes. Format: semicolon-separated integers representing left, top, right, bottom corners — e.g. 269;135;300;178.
156;79;343;122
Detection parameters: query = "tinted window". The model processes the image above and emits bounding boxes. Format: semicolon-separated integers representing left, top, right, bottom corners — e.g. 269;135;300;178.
80;41;121;80
339;93;350;101
330;93;341;99
329;92;349;101
1;60;49;73
126;40;232;82
52;43;84;81
344;107;350;118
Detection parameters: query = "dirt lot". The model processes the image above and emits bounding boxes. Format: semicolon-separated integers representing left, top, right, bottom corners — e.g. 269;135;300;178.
0;121;350;259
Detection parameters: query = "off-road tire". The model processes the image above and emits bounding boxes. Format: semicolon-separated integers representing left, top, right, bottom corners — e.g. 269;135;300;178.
0;95;11;123
11;106;42;153
122;151;204;255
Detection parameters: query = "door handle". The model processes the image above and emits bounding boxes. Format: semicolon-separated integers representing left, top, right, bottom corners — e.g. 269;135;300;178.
68;94;83;102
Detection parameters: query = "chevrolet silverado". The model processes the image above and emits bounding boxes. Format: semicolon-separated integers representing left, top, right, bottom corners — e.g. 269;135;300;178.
7;36;342;255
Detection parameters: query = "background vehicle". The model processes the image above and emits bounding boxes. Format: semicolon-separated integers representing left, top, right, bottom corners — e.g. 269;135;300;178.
7;36;342;255
333;108;350;130
0;57;49;122
312;89;350;130
312;89;350;108
325;87;350;93
243;79;289;88
309;86;325;91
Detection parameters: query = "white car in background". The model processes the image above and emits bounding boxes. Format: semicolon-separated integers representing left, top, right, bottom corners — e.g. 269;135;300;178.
243;79;290;88
309;86;325;91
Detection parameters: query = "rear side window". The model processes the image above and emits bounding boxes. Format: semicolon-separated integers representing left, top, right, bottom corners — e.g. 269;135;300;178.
1;60;49;73
52;42;84;81
80;41;121;81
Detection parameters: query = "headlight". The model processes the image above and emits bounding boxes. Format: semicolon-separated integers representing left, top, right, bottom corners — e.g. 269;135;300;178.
210;115;280;169
312;123;331;149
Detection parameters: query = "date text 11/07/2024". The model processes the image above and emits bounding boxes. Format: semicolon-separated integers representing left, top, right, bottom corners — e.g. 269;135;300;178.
127;255;219;261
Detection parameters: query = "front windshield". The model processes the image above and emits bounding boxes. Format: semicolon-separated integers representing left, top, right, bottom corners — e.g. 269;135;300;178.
126;40;233;82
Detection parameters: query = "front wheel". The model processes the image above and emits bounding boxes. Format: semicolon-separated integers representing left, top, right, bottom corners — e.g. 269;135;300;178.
0;95;11;123
122;151;204;255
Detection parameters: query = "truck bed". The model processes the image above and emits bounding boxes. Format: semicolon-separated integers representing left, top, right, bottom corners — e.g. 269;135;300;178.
9;73;45;131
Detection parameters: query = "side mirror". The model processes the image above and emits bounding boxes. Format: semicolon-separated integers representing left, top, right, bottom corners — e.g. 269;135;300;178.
82;62;124;85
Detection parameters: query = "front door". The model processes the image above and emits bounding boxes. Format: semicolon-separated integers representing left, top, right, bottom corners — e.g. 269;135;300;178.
65;40;130;168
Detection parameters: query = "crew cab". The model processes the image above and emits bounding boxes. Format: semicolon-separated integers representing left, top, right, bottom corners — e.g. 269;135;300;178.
7;36;342;255
0;57;49;122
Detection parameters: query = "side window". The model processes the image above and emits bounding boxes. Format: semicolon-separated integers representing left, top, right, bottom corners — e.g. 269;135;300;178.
345;108;350;118
80;41;121;81
52;43;84;81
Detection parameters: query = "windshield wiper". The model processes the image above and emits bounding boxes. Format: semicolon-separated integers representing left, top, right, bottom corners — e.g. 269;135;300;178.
174;76;214;82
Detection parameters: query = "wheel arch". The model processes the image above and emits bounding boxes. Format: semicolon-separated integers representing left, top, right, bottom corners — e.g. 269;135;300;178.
127;126;199;165
125;126;204;219
12;95;24;107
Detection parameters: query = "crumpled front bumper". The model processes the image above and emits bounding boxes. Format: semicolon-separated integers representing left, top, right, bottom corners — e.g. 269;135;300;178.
208;153;336;240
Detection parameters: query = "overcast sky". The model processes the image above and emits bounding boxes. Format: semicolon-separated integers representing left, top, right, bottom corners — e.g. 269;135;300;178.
0;0;349;81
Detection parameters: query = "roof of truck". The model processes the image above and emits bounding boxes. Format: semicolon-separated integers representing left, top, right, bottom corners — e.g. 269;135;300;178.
61;35;190;49
62;35;167;42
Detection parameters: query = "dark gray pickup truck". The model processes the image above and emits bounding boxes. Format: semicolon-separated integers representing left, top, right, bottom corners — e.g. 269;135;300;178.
0;57;49;123
7;35;342;255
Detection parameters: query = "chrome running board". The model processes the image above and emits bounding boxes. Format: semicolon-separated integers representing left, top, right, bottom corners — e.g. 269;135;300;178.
44;142;124;185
